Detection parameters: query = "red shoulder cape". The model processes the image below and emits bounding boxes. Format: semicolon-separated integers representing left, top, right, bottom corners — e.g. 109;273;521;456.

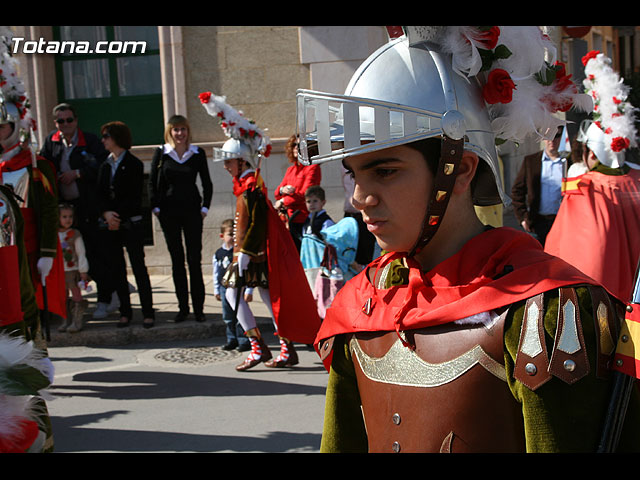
315;227;598;367
545;169;640;303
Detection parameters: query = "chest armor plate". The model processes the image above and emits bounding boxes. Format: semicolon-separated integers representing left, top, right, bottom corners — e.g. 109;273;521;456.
350;313;526;453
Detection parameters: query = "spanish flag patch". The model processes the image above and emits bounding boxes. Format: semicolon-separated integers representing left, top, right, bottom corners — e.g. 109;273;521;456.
612;305;640;379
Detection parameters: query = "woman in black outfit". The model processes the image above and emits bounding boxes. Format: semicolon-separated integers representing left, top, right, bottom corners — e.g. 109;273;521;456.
149;115;213;322
97;121;155;328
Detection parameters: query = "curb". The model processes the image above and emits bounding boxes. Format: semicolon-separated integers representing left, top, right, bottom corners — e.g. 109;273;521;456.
46;312;276;348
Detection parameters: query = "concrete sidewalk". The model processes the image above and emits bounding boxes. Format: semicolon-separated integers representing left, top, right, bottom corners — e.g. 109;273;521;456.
47;275;275;348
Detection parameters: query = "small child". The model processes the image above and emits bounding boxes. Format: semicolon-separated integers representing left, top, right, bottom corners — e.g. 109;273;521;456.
300;186;335;287
213;219;251;351
303;185;335;237
57;204;89;333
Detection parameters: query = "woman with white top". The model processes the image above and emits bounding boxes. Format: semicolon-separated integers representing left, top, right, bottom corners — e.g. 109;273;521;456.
150;115;213;323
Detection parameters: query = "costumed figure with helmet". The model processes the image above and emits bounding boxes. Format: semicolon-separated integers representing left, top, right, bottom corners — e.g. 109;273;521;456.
301;26;640;452
200;92;321;371
0;27;56;452
0;27;66;334
545;50;640;304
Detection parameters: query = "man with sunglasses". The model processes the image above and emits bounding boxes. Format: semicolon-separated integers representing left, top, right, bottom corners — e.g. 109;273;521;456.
40;103;110;318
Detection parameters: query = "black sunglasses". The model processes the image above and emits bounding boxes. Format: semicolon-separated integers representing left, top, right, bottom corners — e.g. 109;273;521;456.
56;117;75;124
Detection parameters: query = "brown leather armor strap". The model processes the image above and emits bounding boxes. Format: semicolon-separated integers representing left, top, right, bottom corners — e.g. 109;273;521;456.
589;286;618;378
409;135;464;257
549;288;590;384
514;293;552;390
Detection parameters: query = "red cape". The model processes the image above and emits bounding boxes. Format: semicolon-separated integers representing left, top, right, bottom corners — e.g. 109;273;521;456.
545;169;640;303
266;200;322;344
315;227;598;367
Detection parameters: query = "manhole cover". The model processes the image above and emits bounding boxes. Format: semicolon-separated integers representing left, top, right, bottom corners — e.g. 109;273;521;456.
154;346;242;365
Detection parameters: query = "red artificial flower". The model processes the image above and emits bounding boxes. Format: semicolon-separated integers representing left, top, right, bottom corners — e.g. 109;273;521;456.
582;50;600;66
613;96;622;104
473;26;501;50
199;92;212;104
605;127;612;134
611;136;630;152
482;69;516;104
0;418;40;453
588;74;595;81
543;62;577;112
264;144;272;157
239;128;246;136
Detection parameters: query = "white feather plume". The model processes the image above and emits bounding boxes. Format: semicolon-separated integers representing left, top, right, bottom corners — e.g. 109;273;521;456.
583;51;638;154
199;92;271;159
416;26;593;145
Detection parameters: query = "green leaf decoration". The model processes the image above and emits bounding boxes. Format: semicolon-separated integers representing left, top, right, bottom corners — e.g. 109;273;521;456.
0;364;51;396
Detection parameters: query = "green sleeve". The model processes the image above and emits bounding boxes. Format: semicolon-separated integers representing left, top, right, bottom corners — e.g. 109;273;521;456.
503;286;640;452
320;335;369;453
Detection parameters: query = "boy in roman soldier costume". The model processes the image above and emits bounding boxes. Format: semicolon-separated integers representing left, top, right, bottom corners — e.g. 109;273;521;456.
299;26;640;452
0;28;66;338
200;93;321;371
0;29;55;452
545;50;640;304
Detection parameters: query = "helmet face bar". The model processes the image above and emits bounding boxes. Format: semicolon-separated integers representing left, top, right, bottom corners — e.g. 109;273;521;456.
296;89;446;166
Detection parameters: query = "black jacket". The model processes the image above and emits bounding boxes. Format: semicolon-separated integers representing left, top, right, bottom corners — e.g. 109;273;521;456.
149;145;213;212
97;150;144;222
39;128;108;221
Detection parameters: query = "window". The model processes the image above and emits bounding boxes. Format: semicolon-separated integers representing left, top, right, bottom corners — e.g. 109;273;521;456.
53;26;163;146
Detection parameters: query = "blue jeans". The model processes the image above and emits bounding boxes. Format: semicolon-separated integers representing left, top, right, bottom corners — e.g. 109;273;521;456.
219;286;249;346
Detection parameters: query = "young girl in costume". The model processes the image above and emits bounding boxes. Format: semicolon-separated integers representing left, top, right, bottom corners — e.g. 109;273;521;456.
57;203;89;333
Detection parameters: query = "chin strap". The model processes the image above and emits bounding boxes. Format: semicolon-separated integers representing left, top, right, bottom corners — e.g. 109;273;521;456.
409;135;464;257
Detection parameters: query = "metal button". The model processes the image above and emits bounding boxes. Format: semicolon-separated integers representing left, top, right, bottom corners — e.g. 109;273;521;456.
563;360;576;372
525;363;537;375
392;413;401;425
392;441;401;453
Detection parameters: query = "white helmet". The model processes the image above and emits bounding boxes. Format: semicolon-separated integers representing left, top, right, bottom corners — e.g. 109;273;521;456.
296;26;591;253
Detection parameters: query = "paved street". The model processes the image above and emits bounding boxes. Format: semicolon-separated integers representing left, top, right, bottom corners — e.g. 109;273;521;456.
44;275;328;453
47;337;327;453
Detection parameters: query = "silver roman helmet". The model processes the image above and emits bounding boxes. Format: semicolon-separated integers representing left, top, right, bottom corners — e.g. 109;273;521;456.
297;31;501;205
214;138;256;166
296;26;592;253
199;91;272;169
0;27;36;153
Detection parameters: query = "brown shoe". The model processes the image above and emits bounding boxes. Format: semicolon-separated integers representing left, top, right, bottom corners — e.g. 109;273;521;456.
265;340;299;368
235;337;272;371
